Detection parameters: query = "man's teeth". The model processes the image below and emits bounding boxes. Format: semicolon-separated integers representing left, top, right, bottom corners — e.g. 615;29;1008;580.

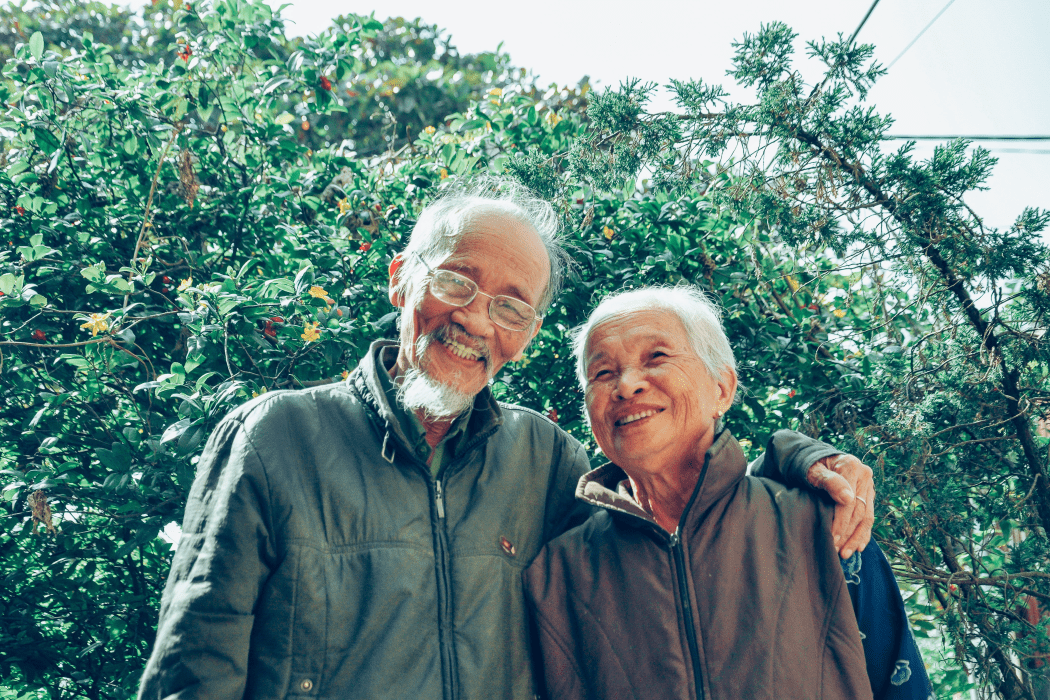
616;410;660;426
444;338;481;360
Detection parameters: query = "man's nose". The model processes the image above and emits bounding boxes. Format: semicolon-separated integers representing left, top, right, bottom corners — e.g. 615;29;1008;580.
615;367;648;400
452;293;495;338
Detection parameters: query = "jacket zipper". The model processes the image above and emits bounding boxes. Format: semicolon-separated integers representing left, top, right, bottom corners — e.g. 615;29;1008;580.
432;478;457;700
435;480;445;518
669;531;704;700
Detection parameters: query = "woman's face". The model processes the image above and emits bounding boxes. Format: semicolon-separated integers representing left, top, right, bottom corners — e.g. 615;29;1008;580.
583;309;736;478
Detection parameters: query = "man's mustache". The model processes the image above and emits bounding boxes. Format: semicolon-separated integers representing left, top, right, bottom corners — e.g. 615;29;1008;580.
419;323;493;367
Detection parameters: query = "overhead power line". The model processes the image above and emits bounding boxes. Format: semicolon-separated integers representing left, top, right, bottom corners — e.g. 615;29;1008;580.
849;0;882;44
886;0;958;71
886;135;1050;141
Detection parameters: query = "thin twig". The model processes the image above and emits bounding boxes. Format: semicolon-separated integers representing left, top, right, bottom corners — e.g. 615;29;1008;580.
124;126;183;312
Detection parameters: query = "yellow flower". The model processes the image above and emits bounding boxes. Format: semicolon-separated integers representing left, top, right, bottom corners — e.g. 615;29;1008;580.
177;277;192;292
833;308;846;318
424;125;436;135
488;88;503;97
603;226;615;241
785;275;800;292
308;285;329;299
544;110;561;127
301;321;321;342
341;370;349;380
440;168;448;179
80;312;111;336
337;198;352;215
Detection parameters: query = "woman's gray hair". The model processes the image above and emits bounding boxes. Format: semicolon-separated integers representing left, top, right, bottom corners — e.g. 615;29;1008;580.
394;176;569;314
571;285;738;391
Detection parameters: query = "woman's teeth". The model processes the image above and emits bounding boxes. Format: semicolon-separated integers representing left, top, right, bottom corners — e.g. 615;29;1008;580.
444;338;481;360
616;409;661;426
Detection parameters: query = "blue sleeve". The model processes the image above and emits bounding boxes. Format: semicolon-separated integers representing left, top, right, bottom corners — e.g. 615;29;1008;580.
841;541;934;700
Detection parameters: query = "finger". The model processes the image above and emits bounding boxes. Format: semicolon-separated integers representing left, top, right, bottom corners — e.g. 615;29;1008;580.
838;483;875;558
821;471;856;507
823;472;857;547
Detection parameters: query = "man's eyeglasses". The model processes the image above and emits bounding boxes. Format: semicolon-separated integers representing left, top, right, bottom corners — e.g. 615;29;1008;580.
415;254;541;332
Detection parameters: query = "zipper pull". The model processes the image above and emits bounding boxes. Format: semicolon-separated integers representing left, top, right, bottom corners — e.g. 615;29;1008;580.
669;531;680;548
435;480;445;519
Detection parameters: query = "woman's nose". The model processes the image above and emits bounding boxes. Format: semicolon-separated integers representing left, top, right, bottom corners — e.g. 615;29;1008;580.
615;367;648;400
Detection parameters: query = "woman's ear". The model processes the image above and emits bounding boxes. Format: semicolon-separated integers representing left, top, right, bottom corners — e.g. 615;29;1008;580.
717;370;738;416
388;254;406;307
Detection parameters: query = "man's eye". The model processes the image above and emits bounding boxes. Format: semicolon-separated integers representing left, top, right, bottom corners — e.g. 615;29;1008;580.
593;369;611;379
651;351;668;359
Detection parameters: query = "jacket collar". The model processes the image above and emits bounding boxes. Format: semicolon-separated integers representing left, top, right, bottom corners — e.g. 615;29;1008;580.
576;430;749;533
349;339;504;458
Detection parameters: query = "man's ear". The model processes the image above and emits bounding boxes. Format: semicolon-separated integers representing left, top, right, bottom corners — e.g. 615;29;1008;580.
388;254;406;308
510;318;543;362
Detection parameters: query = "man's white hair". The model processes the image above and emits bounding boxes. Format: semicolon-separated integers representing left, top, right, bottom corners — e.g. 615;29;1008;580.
571;285;738;391
393;176;569;315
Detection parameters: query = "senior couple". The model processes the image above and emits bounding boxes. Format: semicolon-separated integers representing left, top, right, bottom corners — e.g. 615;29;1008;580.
139;178;930;699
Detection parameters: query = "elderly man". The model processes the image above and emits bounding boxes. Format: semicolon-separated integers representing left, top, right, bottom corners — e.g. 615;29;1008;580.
137;179;873;700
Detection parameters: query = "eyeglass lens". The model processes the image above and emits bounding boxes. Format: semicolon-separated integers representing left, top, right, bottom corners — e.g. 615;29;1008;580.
430;270;536;331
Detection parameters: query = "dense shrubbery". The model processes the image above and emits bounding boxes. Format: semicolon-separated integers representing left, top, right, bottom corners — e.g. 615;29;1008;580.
1;2;1048;698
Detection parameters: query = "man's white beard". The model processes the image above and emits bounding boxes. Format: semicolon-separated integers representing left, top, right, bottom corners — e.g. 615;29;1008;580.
396;329;484;420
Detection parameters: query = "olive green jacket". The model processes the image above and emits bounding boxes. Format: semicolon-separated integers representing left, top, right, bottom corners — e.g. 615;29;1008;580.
138;341;836;700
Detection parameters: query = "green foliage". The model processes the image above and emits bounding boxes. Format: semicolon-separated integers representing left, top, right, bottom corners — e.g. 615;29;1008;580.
558;20;1050;698
1;4;1047;699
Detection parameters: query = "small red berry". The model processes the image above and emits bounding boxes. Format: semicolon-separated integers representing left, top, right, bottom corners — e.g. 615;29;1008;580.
263;322;276;338
15;206;25;216
358;242;372;252
161;276;172;284
788;389;796;398
547;408;559;423
319;76;332;91
32;329;46;341
270;316;284;324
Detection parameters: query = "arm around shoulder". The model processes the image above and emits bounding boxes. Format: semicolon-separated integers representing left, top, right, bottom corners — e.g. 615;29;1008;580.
749;429;841;487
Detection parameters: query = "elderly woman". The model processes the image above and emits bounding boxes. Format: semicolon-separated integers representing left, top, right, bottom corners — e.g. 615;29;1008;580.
523;286;931;700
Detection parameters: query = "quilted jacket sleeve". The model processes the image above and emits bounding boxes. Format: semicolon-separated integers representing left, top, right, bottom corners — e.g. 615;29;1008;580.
749;429;843;489
138;415;276;700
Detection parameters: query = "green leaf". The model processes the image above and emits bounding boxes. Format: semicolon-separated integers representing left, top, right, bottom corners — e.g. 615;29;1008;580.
29;32;44;61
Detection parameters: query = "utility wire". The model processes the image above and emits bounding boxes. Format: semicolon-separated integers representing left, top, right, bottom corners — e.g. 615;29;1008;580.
885;0;958;71
886;135;1050;141
849;0;882;44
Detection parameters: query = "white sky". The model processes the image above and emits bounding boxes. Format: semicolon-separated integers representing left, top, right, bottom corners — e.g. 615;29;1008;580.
269;0;1049;233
